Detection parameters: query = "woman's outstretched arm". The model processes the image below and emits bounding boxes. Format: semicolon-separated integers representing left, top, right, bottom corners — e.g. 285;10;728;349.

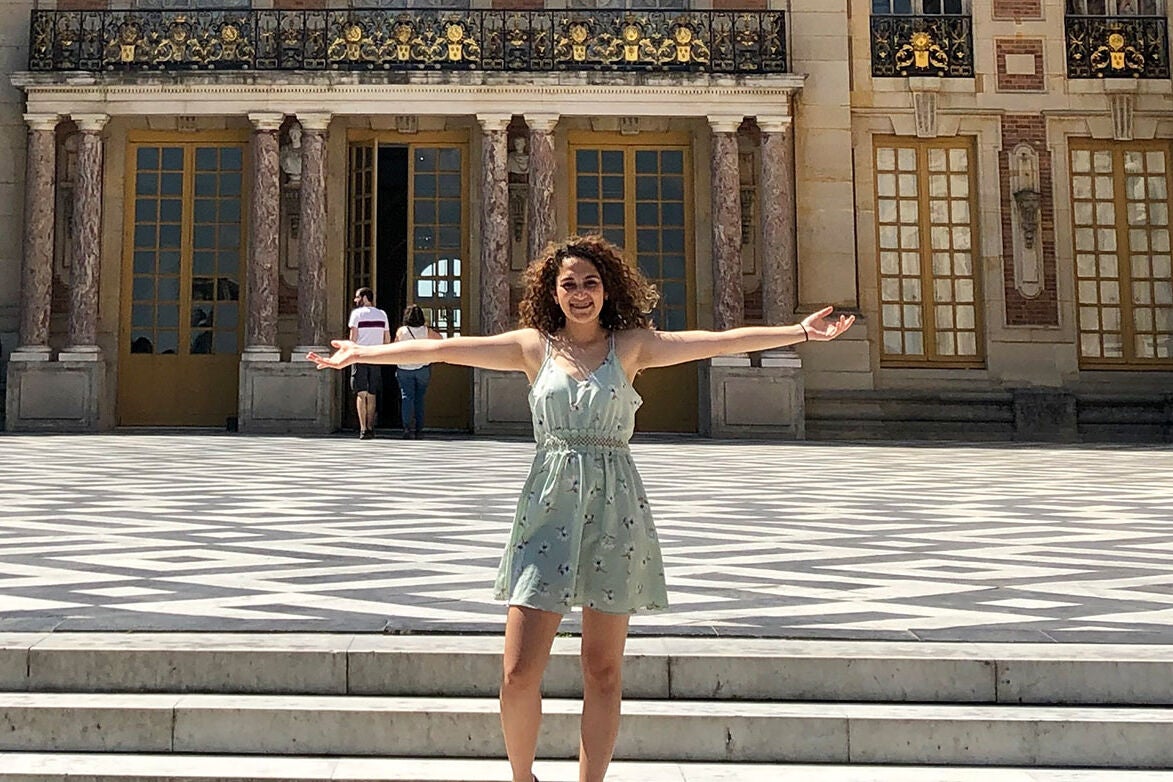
307;328;541;375
632;306;855;372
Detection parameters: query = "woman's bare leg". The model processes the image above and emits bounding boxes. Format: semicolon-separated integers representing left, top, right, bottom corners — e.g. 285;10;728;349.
501;605;562;782
578;607;630;782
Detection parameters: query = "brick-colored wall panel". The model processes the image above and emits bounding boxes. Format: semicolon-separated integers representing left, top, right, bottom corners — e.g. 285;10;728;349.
57;0;107;10
274;0;322;9
993;0;1043;20
714;0;767;9
1000;114;1059;327
492;0;545;9
995;39;1045;92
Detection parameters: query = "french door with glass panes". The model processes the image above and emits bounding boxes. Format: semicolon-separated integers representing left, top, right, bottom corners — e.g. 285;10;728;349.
873;137;985;367
569;135;696;432
1070;141;1173;365
119;135;247;426
346;134;470;430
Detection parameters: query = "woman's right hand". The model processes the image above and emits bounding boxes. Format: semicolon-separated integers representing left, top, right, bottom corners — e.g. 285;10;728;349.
307;340;361;370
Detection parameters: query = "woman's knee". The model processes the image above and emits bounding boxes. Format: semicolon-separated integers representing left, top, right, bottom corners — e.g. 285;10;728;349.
501;655;546;693
581;650;623;695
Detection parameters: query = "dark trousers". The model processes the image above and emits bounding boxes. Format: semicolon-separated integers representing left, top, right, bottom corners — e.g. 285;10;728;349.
396;366;431;433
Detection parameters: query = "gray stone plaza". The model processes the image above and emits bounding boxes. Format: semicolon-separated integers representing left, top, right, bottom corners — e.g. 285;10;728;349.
2;432;1171;642
4;432;1173;780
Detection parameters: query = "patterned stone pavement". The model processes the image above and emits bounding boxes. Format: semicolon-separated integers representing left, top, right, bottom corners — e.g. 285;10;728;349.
1;432;1171;641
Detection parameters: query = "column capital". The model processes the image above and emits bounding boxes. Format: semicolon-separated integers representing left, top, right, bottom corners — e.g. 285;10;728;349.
248;112;284;132
757;116;792;134
297;112;333;133
71;113;109;133
24;113;60;132
708;115;744;134
525;113;560;133
476;113;512;132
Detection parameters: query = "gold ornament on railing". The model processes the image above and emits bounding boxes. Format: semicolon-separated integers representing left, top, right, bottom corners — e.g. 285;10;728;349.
896;30;947;74
1091;31;1145;75
568;23;589;62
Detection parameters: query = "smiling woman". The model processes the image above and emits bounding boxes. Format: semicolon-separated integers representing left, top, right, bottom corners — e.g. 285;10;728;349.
306;234;853;782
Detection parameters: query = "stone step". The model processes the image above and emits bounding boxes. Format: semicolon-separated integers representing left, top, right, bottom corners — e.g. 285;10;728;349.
4;633;1173;704
2;692;1173;767
4;754;1173;782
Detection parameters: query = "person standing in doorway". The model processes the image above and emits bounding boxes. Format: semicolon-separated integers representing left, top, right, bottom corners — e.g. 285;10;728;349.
394;304;443;439
347;287;391;440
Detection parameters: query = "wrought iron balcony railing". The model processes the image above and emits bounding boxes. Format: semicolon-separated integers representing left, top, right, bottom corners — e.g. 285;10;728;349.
27;8;787;74
870;13;974;78
1066;14;1170;79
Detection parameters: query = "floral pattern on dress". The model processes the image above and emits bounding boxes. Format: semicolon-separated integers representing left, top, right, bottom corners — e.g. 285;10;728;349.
493;335;668;615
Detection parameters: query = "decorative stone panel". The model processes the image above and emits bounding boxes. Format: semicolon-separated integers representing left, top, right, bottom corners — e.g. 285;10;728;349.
996;39;1045;92
999;115;1058;326
992;0;1043;21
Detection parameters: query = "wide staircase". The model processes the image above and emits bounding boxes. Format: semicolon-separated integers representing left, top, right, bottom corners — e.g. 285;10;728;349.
2;633;1173;781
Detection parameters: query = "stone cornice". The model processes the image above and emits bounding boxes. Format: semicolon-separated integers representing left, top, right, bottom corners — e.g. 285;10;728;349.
11;71;805;119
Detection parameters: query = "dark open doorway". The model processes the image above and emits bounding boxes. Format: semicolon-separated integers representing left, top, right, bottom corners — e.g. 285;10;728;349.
342;145;409;434
376;146;409;432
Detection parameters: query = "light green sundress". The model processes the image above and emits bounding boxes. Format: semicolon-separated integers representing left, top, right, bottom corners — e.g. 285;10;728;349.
493;333;669;615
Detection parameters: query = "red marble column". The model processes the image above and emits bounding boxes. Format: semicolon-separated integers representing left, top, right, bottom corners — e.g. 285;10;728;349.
759;116;797;326
246;113;282;354
525;114;559;265
16;114;59;355
296;113;331;350
478;114;511;335
66;114;109;353
709;117;744;331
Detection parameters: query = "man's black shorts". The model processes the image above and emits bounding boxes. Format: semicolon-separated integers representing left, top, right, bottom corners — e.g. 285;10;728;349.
350;364;382;394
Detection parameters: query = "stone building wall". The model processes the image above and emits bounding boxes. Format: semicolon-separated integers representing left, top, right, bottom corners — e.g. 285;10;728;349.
0;1;33;414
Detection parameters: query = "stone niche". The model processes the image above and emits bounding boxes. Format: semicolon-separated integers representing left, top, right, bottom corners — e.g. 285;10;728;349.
473;368;532;436
5;359;108;432
703;352;805;439
237;358;335;434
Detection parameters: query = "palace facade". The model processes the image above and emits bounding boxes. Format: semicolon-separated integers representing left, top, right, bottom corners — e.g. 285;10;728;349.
1;0;1171;440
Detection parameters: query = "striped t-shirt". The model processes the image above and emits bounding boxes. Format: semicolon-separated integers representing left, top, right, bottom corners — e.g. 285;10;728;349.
347;306;390;346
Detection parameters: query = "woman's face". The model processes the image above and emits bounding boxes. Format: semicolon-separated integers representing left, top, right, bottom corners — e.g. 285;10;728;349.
554;255;606;326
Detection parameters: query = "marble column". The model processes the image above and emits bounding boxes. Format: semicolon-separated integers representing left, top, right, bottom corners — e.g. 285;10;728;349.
526;114;559;264
759;116;797;326
296;113;331;352
245;112;282;358
15;114;59;357
709;117;744;331
64;114;109;355
478;114;511;335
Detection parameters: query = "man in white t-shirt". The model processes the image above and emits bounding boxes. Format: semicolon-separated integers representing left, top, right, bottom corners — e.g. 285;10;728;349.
347;287;391;440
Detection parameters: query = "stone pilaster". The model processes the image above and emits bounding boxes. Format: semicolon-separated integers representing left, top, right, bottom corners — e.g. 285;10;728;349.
295;113;330;352
14;114;59;358
245;112;283;359
759;116;797;326
709;117;744;331
478;114;511;335
65;114;108;356
526;114;558;263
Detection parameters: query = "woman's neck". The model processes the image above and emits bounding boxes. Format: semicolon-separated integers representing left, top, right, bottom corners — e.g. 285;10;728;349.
559;321;606;345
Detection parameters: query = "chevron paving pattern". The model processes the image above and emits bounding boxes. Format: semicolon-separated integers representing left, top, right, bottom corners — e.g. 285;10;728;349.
1;433;1171;641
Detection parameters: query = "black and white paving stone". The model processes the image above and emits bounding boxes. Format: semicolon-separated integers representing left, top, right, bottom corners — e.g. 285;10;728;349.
1;433;1171;641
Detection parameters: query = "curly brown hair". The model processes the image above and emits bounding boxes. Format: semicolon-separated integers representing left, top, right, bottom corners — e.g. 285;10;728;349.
518;235;659;334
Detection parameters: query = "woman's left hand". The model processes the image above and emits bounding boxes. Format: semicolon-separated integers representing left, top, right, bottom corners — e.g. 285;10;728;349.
307;340;361;370
801;306;856;342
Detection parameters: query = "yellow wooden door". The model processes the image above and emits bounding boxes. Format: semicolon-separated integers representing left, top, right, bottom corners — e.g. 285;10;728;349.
569;136;697;432
118;137;247;426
